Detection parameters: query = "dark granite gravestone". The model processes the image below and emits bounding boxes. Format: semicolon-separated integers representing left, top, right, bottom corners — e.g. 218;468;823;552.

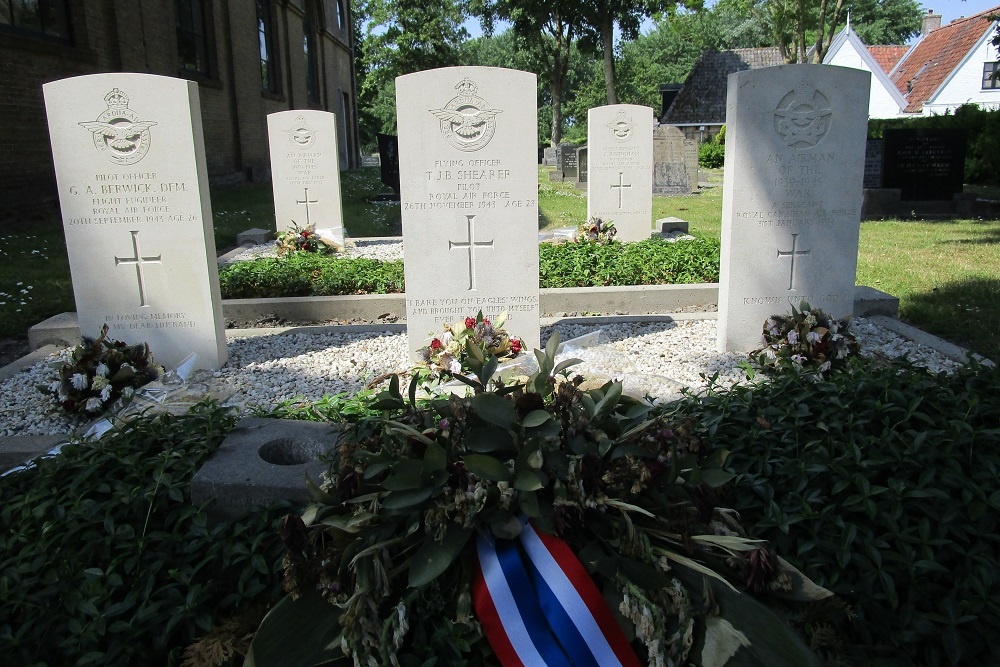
882;129;966;201
377;133;400;194
864;139;883;189
576;147;588;191
561;143;579;180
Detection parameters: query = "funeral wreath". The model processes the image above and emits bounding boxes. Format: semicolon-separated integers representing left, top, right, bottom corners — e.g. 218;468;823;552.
246;334;837;667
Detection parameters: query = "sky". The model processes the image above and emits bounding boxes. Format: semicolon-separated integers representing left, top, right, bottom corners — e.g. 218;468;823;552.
936;1;1000;25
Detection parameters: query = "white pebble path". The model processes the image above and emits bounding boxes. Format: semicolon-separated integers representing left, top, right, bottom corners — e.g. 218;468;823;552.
0;318;963;437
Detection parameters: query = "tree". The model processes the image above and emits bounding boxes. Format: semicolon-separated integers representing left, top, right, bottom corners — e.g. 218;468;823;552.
352;0;469;146
576;0;703;106
472;0;583;146
847;0;922;45
764;0;922;64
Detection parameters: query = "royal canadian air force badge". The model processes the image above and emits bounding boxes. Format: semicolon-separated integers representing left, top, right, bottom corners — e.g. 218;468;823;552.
79;88;157;165
430;78;502;152
773;81;832;148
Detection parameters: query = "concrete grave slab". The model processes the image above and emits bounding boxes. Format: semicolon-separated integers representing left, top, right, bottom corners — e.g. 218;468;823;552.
653;124;694;194
717;65;870;351
396;67;541;359
267;110;344;244
191;416;343;521
43;73;227;370
587;105;654;242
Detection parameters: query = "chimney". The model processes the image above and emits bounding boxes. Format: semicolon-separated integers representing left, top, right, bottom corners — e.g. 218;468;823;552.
922;9;942;35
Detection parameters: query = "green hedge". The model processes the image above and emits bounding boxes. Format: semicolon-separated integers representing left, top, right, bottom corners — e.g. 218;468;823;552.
539;237;720;286
869;104;1000;186
219;239;721;299
219;253;405;299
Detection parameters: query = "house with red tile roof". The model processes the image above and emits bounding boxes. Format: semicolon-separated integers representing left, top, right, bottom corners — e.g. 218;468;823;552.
823;17;910;118
824;7;1000;117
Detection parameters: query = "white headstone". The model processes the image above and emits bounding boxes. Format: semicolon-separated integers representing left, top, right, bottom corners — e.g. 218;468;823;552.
43;73;227;369
717;65;870;352
587;104;654;242
397;67;540;359
267;110;344;245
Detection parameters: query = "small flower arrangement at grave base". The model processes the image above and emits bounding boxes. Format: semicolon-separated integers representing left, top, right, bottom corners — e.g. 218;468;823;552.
40;324;162;415
752;301;860;374
276;223;340;256
578;216;617;244
416;311;523;380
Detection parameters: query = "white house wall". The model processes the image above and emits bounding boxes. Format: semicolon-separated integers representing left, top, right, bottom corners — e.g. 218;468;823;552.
825;35;904;118
924;32;1000;114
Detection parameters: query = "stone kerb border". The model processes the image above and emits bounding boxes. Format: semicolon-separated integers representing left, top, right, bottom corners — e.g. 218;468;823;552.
28;284;902;353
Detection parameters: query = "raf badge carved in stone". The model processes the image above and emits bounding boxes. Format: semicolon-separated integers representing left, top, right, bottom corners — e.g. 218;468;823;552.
285;115;317;150
79;89;157;165
606;110;636;143
773;82;832;148
430;78;502;152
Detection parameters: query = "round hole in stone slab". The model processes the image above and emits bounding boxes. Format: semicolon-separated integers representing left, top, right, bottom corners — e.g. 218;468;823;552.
258;438;320;466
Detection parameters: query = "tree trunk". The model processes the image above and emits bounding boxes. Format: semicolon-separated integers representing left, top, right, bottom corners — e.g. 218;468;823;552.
601;12;617;105
795;0;806;63
551;84;563;146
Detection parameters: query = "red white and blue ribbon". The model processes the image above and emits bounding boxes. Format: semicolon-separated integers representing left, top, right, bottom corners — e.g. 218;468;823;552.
473;518;641;667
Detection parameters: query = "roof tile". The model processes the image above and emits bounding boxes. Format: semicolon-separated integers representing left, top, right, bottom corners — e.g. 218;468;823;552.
663;48;785;125
890;6;999;113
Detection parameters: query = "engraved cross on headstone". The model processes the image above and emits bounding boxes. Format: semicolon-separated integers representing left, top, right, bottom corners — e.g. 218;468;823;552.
449;214;493;291
776;233;811;291
114;230;162;307
295;187;319;226
610;171;632;209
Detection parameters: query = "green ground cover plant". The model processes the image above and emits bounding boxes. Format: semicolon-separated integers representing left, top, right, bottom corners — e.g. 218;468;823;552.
663;359;1000;666
2;340;999;664
0;402;287;666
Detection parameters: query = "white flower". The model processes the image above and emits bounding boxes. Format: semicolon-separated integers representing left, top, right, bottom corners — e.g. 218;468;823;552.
830;333;843;341
84;397;103;412
122;386;135;399
48;380;60;393
791;354;806;364
441;331;453;346
91;375;109;391
765;318;777;329
449;359;462;374
95;363;109;377
769;327;779;336
787;330;799;344
806;331;822;344
70;373;88;390
819;361;832;372
100;385;112;402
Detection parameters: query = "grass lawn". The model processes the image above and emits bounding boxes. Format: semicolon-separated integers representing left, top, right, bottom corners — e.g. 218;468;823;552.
1;166;998;363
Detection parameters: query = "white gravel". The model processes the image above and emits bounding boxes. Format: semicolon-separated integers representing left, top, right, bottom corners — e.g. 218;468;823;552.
0;317;965;438
224;239;404;264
